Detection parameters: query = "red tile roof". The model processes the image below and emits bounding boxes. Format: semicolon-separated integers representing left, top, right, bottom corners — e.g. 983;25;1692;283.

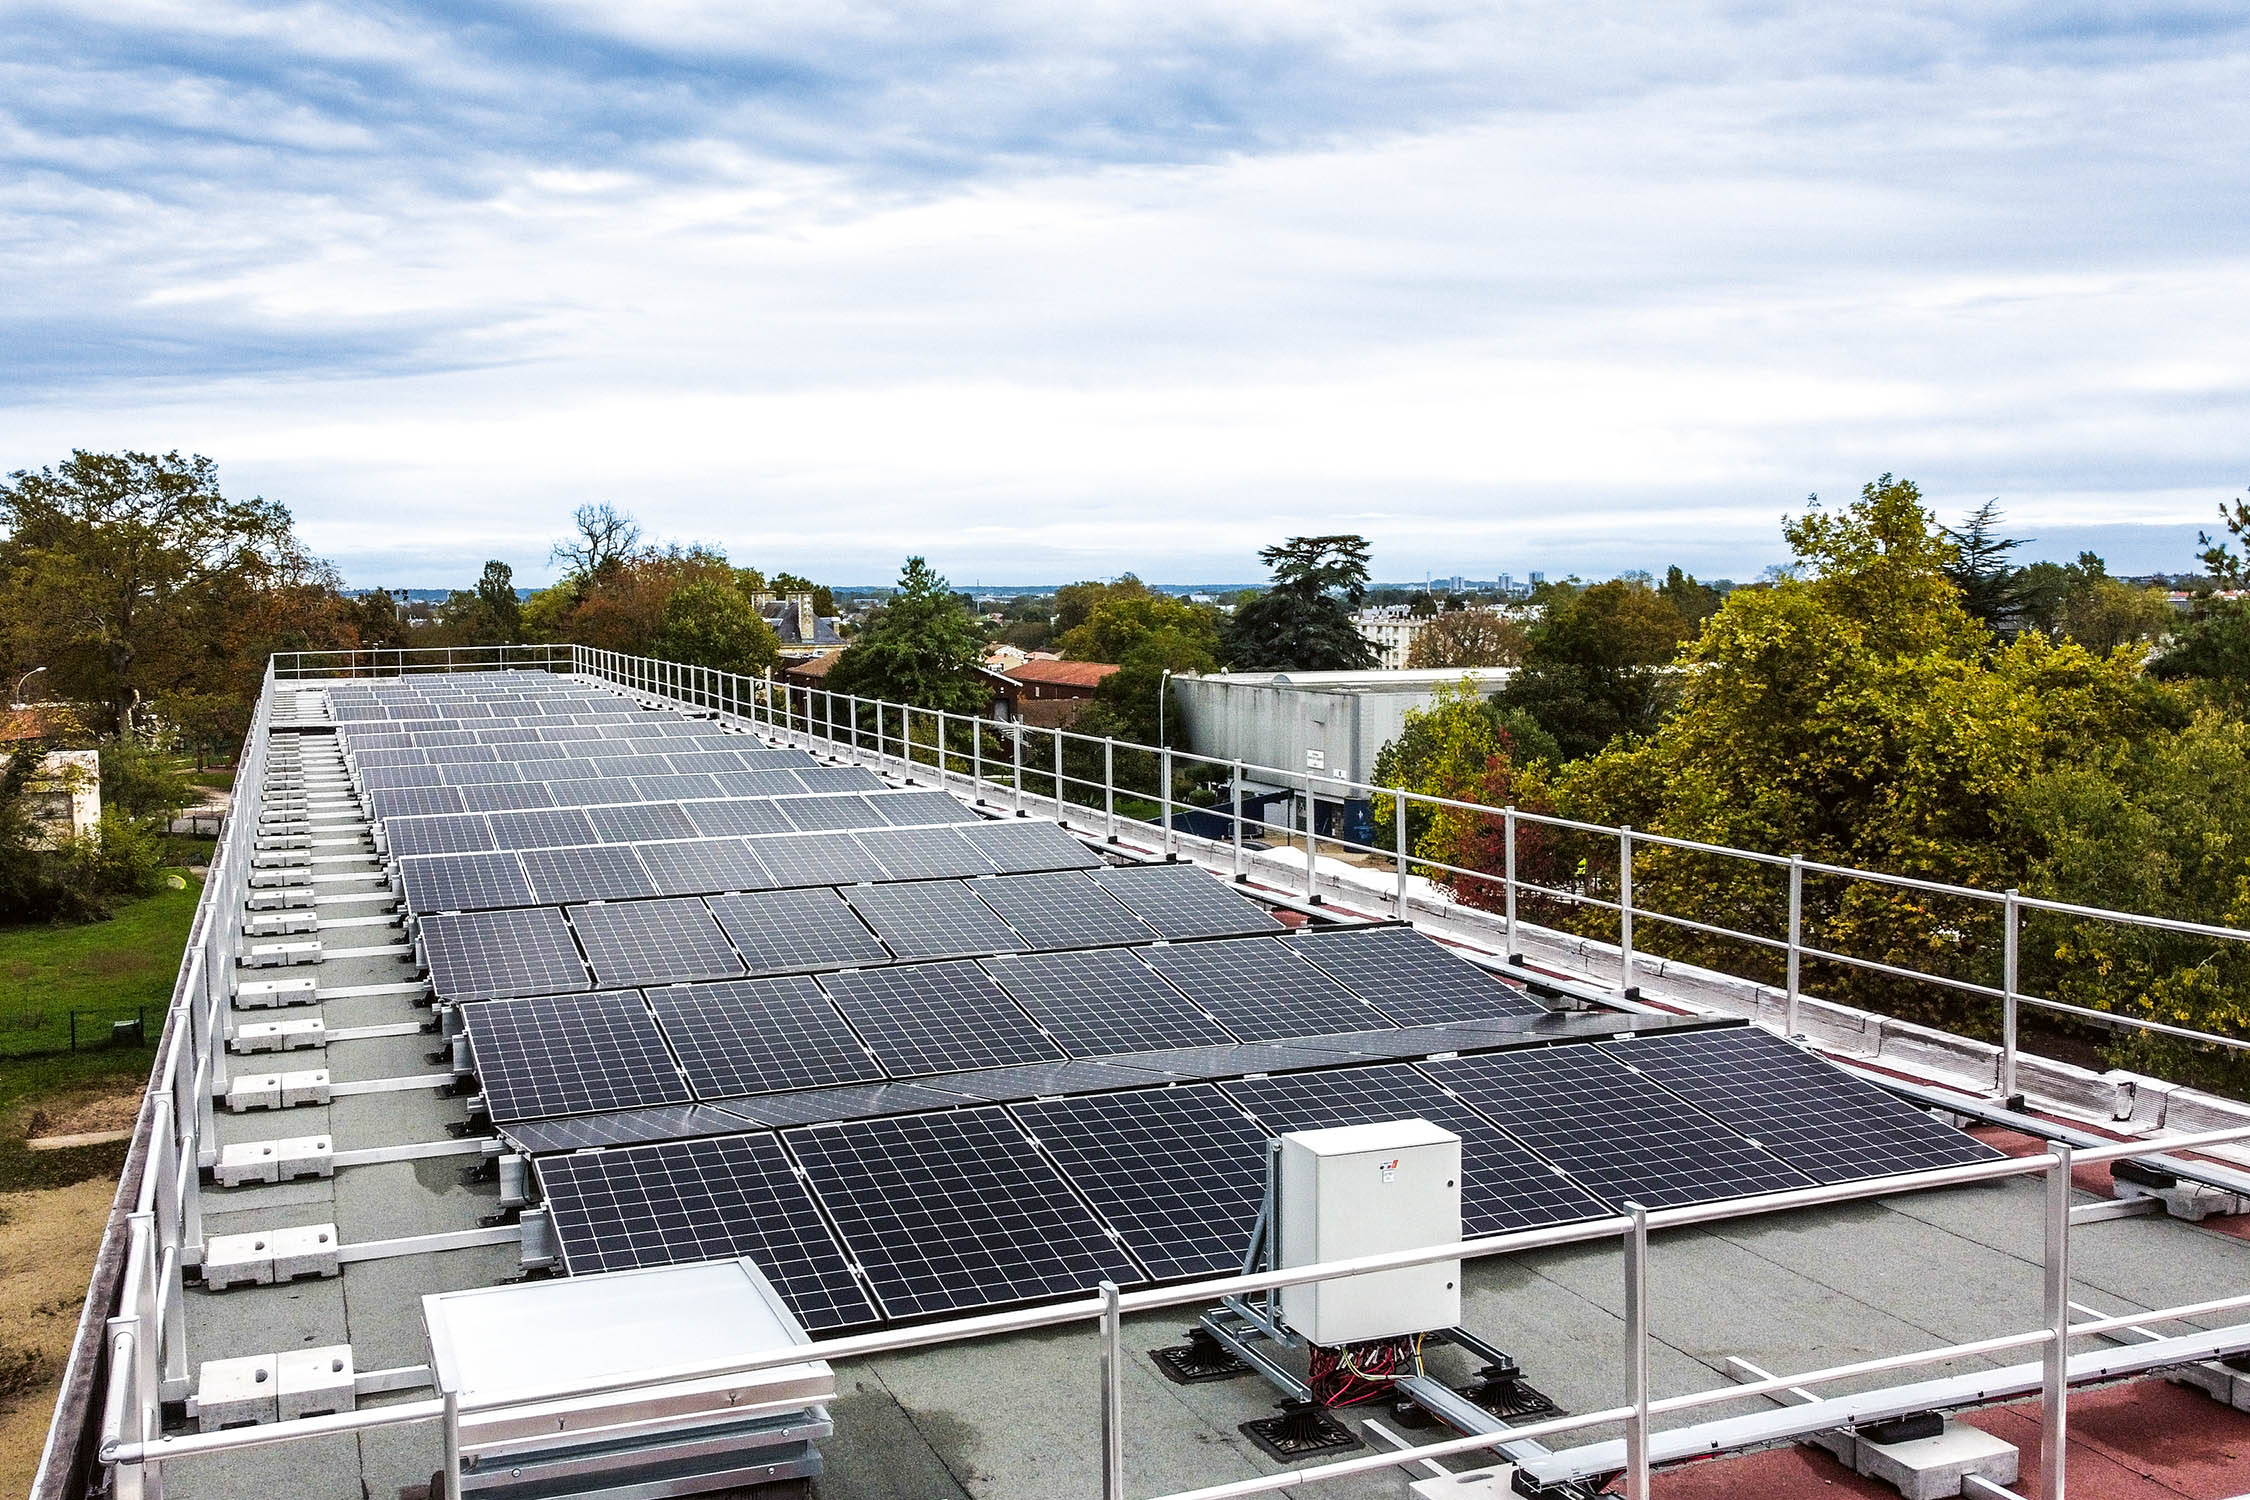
1005;659;1119;689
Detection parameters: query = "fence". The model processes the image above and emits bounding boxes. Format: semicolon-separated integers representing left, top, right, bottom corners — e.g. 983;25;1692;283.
51;641;2250;1500
0;1005;151;1059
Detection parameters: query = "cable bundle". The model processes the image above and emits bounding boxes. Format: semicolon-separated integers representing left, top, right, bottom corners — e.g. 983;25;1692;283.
1307;1334;1425;1406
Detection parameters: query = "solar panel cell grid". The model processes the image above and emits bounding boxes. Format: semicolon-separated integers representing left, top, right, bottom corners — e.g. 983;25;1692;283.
400;850;535;914
750;832;894;888
568;897;746;987
384;814;494;857
707;887;892;974
485;807;599;850
980;947;1234;1056
843;880;1030;960
635;837;773;897
536;1135;881;1330
648;974;885;1097
518;843;657;904
1136;938;1394;1042
683;798;799;838
587;801;699;843
969;871;1155;950
500;1102;761;1154
777;794;883;833
1283;926;1545;1025
792;765;887;794
420;906;588;1000
455;781;560;813
711;769;818;798
856;825;997;882
785;1110;1144;1318
818;960;1062;1076
1087;864;1284;937
863;790;980;827
467;991;689;1121
959;819;1103;873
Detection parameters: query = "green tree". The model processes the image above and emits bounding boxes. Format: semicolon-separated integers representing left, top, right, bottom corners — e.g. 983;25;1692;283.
2151;597;2250;712
2195;482;2250;586
1056;593;1226;745
1496;579;1685;759
1371;679;1560;855
1941;498;2028;628
1222;536;1380;672
1053;576;1150;636
477;561;522;644
825;557;990;714
650;579;781;673
0;451;331;735
1658;566;1725;632
1405;609;1526;669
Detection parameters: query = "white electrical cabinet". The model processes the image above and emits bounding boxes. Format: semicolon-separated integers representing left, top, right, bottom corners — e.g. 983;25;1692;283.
1278;1119;1463;1345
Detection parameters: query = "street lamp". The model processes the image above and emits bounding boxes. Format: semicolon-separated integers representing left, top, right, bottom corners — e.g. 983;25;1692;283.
11;666;45;704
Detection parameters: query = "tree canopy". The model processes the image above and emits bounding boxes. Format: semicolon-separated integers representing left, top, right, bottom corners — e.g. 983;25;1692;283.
824;557;989;714
1495;577;1685;759
1405;609;1526;669
1222;535;1380;672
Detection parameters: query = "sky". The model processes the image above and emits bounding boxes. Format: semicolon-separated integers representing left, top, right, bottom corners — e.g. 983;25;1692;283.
2;2;2246;588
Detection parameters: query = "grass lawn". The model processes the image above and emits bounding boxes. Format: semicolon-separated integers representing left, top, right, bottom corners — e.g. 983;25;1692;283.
0;875;202;1122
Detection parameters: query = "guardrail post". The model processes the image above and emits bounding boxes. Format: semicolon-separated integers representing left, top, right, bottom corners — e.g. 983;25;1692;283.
1624;1201;1651;1500
1160;747;1174;856
1012;727;1025;813
1394;790;1410;916
973;717;985;795
1105;740;1117;840
1054;730;1066;819
1787;854;1804;1037
1503;806;1519;957
1619;826;1636;992
933;710;948;787
2003;888;2022;1100
442;1385;464;1500
1232;762;1245;876
1302;782;1318;901
1098;1280;1126;1500
2041;1143;2072;1500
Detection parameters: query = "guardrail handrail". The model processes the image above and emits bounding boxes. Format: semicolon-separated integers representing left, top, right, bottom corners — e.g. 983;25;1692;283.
59;641;2250;1500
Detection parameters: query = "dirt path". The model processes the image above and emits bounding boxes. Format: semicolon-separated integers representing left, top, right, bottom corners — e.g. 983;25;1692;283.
0;1176;116;1497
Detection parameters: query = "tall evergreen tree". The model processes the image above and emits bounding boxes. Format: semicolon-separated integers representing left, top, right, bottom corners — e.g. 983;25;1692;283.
1941;498;2028;628
1222;535;1380;671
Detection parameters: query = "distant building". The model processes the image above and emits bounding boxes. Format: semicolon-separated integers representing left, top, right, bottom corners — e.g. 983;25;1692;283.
749;591;845;654
0;707;99;843
1351;605;1433;670
1528;570;1546;587
993;659;1120;728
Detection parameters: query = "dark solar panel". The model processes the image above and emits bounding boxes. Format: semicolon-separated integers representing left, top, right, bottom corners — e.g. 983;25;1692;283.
569;898;746;988
854;825;997;882
1012;1085;1270;1281
728;1081;974;1128
1420;1046;1814;1210
648;975;885;1098
785;1110;1144;1318
864;790;980;827
467;991;690;1122
959;819;1103;873
1136;938;1393;1042
1612;1027;2004;1185
486;807;599;850
1088;864;1284;938
1283;926;1545;1025
683;798;798;838
369;785;467;822
711;769;818;798
437;761;520;786
385;814;494;858
519;844;657;904
630;773;724;801
706;887;892;974
499;1102;760;1154
636;837;772;897
751;832;893;888
540;777;630;809
420;906;589;1001
980;948;1234;1055
1223;1062;1613;1236
400;851;535;914
920;1059;1155;1101
537;1135;880;1330
778;794;883;833
969;871;1155;949
818;961;1062;1076
843;880;1030;961
792;765;886;794
587;801;699;844
455;780;558;813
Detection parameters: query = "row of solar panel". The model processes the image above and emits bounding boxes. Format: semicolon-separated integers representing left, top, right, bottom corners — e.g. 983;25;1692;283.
357;745;824;792
352;733;779;768
365;764;885;823
338;716;712;750
385;787;974;858
463;920;1548;1113
533;1025;2002;1331
398;815;1096;916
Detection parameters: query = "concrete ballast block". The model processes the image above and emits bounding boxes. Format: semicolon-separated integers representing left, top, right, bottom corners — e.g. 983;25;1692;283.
1850;1420;2018;1500
228;1017;325;1055
215;1140;282;1187
280;1068;330;1106
244;909;318;937
251;849;311;870
269;1223;340;1280
201;1231;278;1291
244;885;316;911
223;1074;284;1112
195;1354;278;1430
276;1346;356;1421
234;974;318;1009
243;940;321;968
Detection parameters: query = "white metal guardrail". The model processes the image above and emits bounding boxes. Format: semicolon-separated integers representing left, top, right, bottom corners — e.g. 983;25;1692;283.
46;642;2250;1500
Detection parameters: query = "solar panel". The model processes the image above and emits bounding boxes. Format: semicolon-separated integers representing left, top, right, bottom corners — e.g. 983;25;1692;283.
400;851;534;914
728;1081;975;1128
537;1135;881;1330
420;906;589;1001
1104;1039;1361;1079
1223;1063;1613;1236
636;837;772;897
1136;938;1393;1042
750;831;893;888
818;960;1062;1076
370;785;469;822
467;991;690;1121
683;797;798;838
707;887;892;974
959;819;1103;873
1013;1085;1271;1281
919;1059;1156;1101
630;773;724;802
777;794;882;833
853;825;996;882
1087;864;1285;938
793;765;886;794
437;760;521;785
666;749;749;773
969;871;1155;950
569;897;747;988
648;975;885;1097
518;844;657;904
864;790;980;827
385;814;494;858
455;780;559;813
1612;1027;2003;1184
499;1102;761;1154
1283;926;1546;1025
785;1110;1144;1318
980;948;1234;1055
843;880;1030;961
711;769;818;799
484;807;599;850
587;801;699;844
1419;1046;1814;1210
538;778;621;809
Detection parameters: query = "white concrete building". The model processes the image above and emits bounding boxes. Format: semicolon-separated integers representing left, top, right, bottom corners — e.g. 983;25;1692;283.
1351;605;1433;669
